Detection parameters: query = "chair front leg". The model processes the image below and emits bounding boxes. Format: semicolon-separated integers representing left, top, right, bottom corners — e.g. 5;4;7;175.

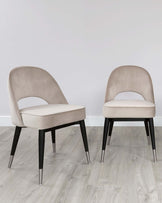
144;119;150;145
101;118;109;162
39;130;45;184
148;118;157;162
51;129;56;153
107;119;114;145
79;120;90;164
8;126;22;168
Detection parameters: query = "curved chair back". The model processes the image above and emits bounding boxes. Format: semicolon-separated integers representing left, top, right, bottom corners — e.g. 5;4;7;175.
105;65;154;103
8;66;68;126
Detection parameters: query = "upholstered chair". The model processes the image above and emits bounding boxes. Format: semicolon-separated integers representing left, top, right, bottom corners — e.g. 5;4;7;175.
8;66;90;184
101;65;157;162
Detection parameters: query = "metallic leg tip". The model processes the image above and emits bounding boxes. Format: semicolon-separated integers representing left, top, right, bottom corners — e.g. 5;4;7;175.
8;155;14;168
85;151;90;164
153;149;157;163
39;169;43;185
101;150;105;162
107;136;111;145
52;143;56;153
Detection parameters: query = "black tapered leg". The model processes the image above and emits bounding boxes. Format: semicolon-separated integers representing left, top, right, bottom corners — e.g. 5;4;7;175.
144;119;149;136
51;129;56;153
39;130;45;184
148;118;157;162
107;119;114;145
79;120;90;163
8;126;22;168
101;118;109;162
144;119;150;145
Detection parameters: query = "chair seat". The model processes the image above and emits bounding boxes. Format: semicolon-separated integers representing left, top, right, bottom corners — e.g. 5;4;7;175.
20;104;85;129
103;100;155;118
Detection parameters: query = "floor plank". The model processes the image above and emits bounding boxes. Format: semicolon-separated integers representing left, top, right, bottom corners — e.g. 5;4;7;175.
0;126;161;203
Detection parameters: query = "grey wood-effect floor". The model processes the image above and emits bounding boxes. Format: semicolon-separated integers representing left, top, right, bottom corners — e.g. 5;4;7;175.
0;126;162;203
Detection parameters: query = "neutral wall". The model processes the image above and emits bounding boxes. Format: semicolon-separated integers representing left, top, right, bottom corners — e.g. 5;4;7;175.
1;0;162;122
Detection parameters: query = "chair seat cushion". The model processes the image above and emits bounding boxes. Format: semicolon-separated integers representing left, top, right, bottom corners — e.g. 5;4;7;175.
20;104;85;129
103;100;155;118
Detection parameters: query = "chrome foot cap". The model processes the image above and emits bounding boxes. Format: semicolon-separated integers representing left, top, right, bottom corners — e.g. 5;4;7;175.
39;169;43;185
107;136;111;145
101;150;105;162
52;143;56;153
8;155;14;168
153;149;157;163
85;151;90;164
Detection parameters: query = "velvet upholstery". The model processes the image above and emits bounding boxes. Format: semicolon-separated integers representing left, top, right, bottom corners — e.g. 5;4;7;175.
20;104;85;129
103;100;155;118
8;66;85;128
105;65;154;103
103;66;155;118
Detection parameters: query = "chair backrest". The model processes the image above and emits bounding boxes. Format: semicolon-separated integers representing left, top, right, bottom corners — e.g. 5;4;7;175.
105;65;155;103
8;66;68;126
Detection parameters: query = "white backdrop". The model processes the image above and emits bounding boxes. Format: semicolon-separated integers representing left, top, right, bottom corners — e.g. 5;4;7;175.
0;0;162;125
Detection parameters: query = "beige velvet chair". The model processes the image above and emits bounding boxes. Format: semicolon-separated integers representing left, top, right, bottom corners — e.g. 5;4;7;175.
8;66;90;184
101;65;157;162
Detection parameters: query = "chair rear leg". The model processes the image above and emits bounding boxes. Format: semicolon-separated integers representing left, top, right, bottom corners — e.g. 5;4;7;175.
148;118;157;162
39;130;45;184
107;119;114;145
144;119;150;145
101;118;109;162
51;129;56;153
8;126;22;168
79;120;90;164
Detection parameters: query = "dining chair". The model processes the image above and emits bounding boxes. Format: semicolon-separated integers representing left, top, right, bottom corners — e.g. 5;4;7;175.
8;66;90;184
101;65;157;162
